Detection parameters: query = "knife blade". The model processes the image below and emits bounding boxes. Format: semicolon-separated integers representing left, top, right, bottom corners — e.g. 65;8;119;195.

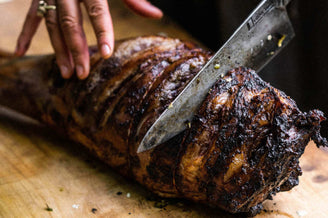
137;0;295;153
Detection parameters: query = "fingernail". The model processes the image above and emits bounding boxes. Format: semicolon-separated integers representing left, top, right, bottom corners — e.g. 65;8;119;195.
76;65;85;79
60;65;69;78
101;44;111;59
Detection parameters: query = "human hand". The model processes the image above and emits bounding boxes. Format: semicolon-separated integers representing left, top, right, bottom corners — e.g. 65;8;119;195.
15;0;163;79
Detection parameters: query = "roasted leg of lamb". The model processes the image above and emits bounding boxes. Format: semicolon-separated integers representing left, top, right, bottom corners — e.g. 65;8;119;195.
0;36;326;215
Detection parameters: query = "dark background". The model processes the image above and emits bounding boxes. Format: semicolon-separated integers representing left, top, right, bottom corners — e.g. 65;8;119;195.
151;0;328;135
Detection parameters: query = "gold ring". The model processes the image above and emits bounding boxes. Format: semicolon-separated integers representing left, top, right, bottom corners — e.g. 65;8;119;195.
37;0;56;17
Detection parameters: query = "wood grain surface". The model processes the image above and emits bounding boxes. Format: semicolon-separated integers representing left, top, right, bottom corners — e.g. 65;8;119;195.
0;0;328;217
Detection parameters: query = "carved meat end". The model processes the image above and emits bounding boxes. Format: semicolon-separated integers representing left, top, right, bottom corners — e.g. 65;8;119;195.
176;67;327;214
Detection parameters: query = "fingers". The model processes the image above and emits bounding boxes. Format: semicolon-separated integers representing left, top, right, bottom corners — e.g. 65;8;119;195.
123;0;163;19
15;0;42;56
84;0;114;59
16;0;163;80
45;0;74;78
57;0;90;79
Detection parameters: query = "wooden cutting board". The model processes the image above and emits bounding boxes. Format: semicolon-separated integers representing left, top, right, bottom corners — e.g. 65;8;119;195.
0;1;328;217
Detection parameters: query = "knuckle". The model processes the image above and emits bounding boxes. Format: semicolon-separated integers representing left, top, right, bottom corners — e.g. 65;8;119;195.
122;0;130;5
59;15;79;31
95;29;107;39
45;16;58;30
88;3;106;18
68;39;87;59
70;49;82;61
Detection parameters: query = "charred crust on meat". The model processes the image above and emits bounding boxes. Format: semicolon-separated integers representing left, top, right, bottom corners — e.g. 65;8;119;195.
1;36;327;215
175;67;327;214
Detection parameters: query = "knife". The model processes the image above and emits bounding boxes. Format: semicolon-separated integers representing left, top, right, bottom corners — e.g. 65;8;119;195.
137;0;295;153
